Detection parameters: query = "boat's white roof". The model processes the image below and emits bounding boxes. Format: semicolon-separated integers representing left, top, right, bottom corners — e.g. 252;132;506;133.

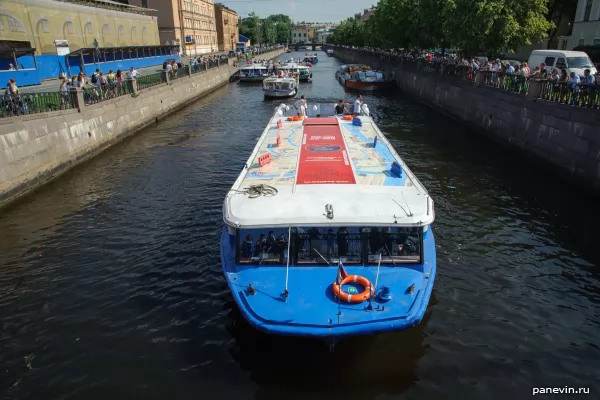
280;63;310;69
239;64;269;69
223;105;434;228
263;76;296;83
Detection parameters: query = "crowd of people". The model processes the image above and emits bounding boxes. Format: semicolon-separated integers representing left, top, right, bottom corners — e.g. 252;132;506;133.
338;46;600;106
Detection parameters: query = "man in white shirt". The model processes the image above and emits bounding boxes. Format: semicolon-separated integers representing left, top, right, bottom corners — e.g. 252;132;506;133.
8;63;16;71
294;95;307;117
353;95;362;114
128;67;140;80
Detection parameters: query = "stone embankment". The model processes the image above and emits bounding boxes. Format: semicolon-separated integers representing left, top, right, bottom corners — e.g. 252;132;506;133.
333;47;600;194
0;48;286;208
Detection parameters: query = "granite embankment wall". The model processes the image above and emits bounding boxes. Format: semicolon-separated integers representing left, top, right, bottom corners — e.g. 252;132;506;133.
0;49;285;207
335;48;600;194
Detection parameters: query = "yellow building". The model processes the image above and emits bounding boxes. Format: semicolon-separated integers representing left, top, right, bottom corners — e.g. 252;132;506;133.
214;4;238;52
181;0;218;54
0;0;160;54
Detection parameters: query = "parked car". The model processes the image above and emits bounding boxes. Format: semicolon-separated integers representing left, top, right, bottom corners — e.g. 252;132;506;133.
528;50;597;77
572;45;600;68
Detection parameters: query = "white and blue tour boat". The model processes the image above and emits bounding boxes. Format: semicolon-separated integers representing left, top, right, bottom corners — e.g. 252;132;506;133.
303;53;319;64
277;61;313;82
220;103;436;346
239;64;272;82
262;74;299;98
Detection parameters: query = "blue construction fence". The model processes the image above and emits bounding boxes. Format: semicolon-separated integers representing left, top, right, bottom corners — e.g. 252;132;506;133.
1;48;179;87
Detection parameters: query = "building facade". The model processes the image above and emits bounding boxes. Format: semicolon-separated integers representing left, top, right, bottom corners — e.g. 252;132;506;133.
130;0;218;54
316;28;333;43
1;0;160;54
568;0;600;48
214;4;238;52
181;0;217;54
292;25;309;44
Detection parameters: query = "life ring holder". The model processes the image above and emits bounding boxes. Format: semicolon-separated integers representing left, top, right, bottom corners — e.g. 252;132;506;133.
332;275;374;304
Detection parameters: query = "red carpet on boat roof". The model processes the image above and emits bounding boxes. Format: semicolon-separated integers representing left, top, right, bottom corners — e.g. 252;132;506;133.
296;123;356;185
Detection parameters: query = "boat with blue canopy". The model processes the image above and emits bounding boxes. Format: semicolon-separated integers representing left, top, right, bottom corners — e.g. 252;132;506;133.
303;53;318;63
221;103;436;345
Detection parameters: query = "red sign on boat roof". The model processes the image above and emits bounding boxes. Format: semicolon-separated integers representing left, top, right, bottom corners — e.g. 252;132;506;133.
296;124;356;185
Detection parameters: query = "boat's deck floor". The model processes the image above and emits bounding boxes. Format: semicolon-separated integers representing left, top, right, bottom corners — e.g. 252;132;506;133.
242;117;413;188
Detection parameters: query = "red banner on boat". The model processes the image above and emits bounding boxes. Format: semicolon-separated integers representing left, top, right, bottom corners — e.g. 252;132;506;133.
296;125;356;185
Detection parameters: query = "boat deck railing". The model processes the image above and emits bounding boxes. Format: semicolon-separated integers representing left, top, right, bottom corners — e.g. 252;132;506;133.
276;103;342;118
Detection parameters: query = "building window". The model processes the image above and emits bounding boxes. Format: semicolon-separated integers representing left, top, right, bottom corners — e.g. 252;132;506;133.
102;23;109;35
118;25;124;38
583;0;593;21
132;26;137;37
85;22;93;34
63;21;73;35
39;19;50;33
142;26;148;43
594;39;600;45
0;17;4;31
579;38;585;46
141;0;148;7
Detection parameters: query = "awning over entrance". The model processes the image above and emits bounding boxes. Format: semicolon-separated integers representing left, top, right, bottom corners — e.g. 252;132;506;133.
66;45;179;58
0;40;37;70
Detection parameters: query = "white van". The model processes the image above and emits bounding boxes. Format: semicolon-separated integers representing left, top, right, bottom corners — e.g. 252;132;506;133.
528;50;597;77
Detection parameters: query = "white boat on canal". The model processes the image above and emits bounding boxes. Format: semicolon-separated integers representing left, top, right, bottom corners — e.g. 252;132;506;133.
262;74;299;98
220;102;437;345
239;64;272;82
277;62;312;82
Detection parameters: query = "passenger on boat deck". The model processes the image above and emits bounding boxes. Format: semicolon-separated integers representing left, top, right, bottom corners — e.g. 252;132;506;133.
294;95;307;116
326;229;335;256
266;231;276;250
337;227;349;256
241;234;253;258
353;95;363;114
335;100;349;115
254;233;266;257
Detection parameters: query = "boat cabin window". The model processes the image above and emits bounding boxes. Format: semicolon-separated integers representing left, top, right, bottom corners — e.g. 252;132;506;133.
237;228;290;265
355;71;367;81
365;71;377;79
236;226;422;265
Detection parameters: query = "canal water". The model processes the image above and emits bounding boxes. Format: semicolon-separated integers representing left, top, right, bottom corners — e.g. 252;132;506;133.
1;53;599;400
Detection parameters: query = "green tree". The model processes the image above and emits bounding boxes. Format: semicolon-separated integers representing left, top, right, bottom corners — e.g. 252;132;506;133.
275;22;291;43
332;0;552;56
262;18;276;44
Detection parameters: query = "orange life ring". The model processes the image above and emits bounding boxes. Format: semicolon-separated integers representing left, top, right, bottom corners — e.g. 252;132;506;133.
342;115;354;121
287;116;295;121
332;275;374;303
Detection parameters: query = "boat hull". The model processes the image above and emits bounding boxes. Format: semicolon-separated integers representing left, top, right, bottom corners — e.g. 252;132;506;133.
263;87;298;98
239;76;267;82
220;226;436;340
344;80;391;91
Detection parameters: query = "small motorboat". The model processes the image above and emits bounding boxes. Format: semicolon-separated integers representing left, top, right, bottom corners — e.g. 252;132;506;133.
303;53;318;64
335;64;392;91
326;49;334;57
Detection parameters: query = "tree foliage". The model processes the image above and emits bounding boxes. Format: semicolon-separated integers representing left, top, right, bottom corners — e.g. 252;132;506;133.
239;13;292;45
329;0;554;56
